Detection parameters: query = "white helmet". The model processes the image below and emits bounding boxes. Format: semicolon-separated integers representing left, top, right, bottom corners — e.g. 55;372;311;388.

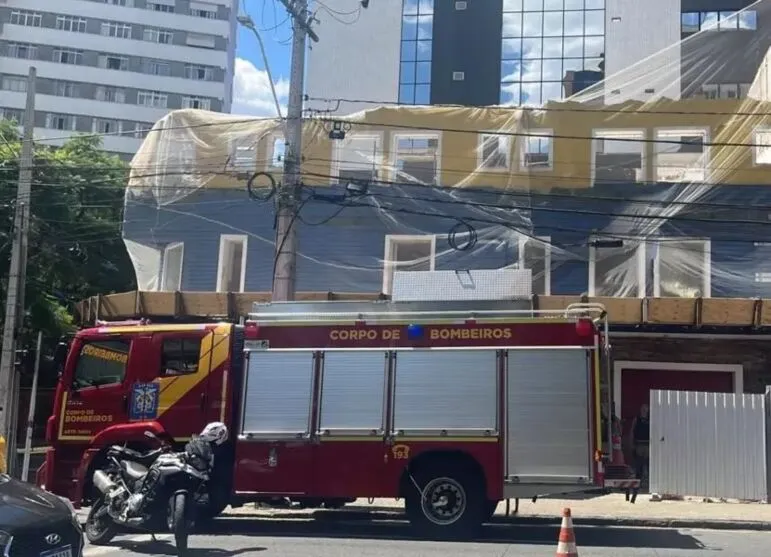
199;422;228;446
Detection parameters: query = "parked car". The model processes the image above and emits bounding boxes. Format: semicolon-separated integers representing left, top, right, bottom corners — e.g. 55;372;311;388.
0;473;83;557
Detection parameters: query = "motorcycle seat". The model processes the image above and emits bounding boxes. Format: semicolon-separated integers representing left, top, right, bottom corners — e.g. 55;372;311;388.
121;460;149;480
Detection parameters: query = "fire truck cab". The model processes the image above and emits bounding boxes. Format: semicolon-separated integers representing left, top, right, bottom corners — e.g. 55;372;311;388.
39;300;638;539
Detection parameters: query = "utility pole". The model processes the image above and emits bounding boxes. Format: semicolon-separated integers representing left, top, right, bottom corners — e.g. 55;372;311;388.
0;67;36;474
271;0;318;302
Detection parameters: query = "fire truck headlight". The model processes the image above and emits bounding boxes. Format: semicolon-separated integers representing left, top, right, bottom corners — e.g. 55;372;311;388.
406;324;424;340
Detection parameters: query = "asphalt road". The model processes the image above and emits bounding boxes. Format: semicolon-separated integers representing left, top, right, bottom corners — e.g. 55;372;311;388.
81;517;769;557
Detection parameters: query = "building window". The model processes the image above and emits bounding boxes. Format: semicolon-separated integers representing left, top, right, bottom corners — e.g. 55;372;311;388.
592;129;645;185
216;235;247;293
654;128;709;183
478;133;512;171
9;43;38;60
101;22;132;39
521;129;553;170
134;123;151;139
148;2;175;12
501;0;605;106
653;239;710;297
98;54;128;70
53;81;80;98
137;90;168;108
144;28;174;44
399;0;434;105
701;83;751;100
680;12;700;33
160;242;184;292
333;134;382;182
54;49;82;65
186;33;217;48
145;60;171;76
752;128;771;166
56;16;87;33
588;238;646;298
185;65;214;81
1;77;27;93
392;134;441;184
383;235;437;295
190;2;218;18
227;140;258;174
93;118;122;135
10;11;42;27
96;86;126;103
182;96;211;110
269;136;285;168
683;10;757;33
519;235;551;296
1;109;24;123
45;113;77;131
102;0;130;5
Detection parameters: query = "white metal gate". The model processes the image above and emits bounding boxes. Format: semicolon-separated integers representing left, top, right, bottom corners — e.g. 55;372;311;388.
650;389;769;501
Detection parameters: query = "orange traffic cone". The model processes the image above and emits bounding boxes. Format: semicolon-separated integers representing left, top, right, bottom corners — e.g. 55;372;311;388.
556;508;578;557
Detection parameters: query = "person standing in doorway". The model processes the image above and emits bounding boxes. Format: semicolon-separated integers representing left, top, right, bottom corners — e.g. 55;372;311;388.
631;403;650;484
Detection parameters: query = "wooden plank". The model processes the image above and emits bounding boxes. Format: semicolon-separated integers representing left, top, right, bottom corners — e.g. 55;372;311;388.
701;298;756;326
76;291;764;327
592;297;642;324
646;298;697;325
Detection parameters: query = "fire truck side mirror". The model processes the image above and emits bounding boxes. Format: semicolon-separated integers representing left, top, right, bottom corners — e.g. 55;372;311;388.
53;342;69;375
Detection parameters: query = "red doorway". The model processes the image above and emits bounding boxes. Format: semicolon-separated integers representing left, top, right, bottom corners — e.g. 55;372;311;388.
619;367;735;428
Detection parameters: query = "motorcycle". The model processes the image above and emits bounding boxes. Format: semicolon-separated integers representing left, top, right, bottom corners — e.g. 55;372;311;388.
84;430;213;556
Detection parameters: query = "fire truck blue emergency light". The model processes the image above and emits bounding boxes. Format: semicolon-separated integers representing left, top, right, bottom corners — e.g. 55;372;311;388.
407;324;425;340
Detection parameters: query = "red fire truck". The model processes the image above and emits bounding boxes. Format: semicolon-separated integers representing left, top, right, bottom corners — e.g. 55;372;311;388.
38;300;638;539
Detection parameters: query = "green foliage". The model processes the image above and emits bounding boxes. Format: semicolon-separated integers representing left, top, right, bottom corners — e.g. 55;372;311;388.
0;120;136;351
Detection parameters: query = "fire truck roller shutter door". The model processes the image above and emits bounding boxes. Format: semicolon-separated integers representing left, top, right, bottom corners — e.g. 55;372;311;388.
241;351;315;435
506;348;593;484
392;349;497;435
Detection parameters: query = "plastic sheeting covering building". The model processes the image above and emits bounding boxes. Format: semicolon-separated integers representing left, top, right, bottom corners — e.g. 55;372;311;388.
123;2;771;299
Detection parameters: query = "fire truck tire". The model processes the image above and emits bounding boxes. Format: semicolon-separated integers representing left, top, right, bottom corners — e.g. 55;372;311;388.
404;465;484;540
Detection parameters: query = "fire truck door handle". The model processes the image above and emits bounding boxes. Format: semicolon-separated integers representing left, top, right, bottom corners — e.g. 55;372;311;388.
122;395;128;413
200;393;207;410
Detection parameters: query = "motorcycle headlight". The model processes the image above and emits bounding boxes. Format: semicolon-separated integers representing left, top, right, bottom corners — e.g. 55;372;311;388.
0;530;13;557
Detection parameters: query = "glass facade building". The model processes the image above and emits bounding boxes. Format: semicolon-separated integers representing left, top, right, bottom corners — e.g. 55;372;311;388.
500;0;605;106
399;0;435;105
397;0;605;107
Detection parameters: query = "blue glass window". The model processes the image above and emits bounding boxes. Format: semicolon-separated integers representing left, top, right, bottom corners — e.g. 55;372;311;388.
399;0;433;105
501;0;605;106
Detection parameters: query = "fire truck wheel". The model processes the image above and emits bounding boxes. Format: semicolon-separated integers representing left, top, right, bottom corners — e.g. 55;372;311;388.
405;467;484;540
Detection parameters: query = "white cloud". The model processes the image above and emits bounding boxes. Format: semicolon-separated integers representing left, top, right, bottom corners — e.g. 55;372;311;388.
231;57;289;117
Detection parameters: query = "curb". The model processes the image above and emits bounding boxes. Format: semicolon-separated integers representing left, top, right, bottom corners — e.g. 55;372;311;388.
224;508;771;532
77;508;771;532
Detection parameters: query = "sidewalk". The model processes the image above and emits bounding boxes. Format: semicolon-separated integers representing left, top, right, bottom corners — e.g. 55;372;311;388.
222;494;771;531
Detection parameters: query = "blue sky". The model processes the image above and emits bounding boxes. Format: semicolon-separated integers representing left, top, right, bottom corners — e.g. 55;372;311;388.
230;1;293;116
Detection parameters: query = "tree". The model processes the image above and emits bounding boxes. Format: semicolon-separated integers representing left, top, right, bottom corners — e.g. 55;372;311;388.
0;119;136;352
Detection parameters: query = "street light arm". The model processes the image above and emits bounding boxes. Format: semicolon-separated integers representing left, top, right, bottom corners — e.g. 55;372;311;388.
236;15;289;136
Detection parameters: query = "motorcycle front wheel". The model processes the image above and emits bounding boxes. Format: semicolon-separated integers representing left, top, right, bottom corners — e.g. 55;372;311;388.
168;492;189;556
85;496;118;545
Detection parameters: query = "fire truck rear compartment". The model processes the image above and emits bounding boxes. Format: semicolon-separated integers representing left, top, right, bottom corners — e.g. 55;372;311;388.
235;344;595;500
504;348;594;499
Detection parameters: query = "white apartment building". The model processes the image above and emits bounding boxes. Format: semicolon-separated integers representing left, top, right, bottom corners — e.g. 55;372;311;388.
0;0;238;158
